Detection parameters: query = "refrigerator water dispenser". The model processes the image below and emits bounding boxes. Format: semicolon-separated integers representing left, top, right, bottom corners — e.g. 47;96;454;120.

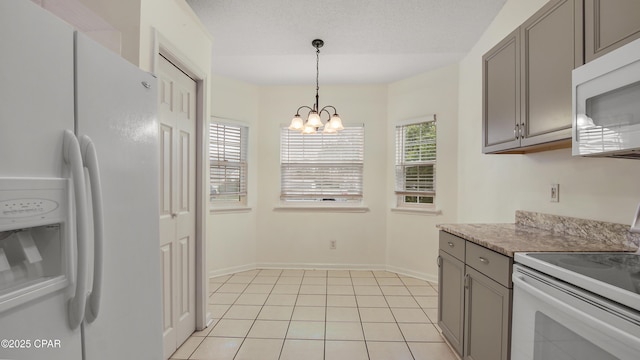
0;178;71;313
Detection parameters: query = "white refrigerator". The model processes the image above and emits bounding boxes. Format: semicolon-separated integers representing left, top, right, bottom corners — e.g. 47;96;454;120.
0;1;163;359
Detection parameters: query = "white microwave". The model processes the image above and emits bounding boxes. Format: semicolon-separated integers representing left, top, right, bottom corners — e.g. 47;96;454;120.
572;37;640;158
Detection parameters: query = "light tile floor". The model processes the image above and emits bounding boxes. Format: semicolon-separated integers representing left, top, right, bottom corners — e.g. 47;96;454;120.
170;269;457;360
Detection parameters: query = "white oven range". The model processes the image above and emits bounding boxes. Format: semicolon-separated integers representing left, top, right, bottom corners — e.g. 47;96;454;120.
511;252;640;360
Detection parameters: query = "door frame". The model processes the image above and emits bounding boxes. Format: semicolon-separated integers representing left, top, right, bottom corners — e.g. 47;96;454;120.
151;29;210;331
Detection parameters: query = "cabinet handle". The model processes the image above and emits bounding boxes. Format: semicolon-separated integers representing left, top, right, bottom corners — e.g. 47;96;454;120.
437;255;442;267
479;257;489;264
514;124;519;139
447;241;454;248
464;273;470;289
520;122;525;138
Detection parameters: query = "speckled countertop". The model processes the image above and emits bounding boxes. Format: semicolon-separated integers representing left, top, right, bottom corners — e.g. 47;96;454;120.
437;211;640;258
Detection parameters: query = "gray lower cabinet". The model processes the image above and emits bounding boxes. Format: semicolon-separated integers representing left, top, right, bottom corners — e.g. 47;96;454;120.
464;266;512;360
438;250;465;355
438;231;513;360
585;0;640;62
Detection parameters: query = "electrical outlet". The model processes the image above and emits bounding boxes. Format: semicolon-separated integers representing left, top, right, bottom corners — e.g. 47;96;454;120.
550;184;559;202
330;240;337;249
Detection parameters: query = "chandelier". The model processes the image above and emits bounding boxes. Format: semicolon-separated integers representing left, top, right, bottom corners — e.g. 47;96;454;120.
288;39;344;134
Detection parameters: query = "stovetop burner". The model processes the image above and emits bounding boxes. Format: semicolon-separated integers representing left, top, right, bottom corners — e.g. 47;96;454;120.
515;252;640;312
528;253;640;295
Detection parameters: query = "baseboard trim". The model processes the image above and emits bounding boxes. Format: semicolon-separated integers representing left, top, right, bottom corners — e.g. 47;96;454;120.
208;263;257;278
256;262;387;271
385;265;438;283
208;262;439;284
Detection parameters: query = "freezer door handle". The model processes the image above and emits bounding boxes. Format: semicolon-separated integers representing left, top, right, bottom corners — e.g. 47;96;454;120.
63;130;90;330
80;135;104;324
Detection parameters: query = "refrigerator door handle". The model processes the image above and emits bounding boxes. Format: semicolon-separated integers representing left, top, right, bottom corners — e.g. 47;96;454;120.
63;130;90;330
80;135;104;324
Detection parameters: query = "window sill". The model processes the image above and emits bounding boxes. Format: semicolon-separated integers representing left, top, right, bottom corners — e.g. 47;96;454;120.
210;207;252;214
391;207;442;215
274;203;370;213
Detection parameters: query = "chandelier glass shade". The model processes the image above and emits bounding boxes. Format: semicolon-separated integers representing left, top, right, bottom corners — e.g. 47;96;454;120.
288;39;344;134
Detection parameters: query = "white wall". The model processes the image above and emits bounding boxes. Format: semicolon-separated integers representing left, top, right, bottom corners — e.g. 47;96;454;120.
75;0;141;64
80;0;640;280
78;0;212;75
386;64;459;281
208;74;260;276
138;0;212;75
214;69;461;279
137;0;217;278
77;0;212;105
457;0;640;225
255;85;388;269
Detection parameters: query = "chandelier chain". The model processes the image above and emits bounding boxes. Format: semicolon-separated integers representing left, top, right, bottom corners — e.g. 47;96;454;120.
288;39;343;134
316;47;320;93
315;47;320;111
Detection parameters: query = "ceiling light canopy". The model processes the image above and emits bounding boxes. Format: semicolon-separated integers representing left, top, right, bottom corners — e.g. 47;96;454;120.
288;39;344;134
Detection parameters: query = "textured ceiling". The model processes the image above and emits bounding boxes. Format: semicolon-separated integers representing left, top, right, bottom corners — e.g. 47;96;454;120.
186;0;507;85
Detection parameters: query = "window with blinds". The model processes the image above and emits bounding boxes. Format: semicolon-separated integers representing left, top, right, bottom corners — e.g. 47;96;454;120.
280;125;364;202
209;121;248;205
395;116;436;207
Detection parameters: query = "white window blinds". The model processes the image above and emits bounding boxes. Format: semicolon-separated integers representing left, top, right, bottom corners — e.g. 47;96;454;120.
280;126;364;201
395;116;436;205
209;122;248;202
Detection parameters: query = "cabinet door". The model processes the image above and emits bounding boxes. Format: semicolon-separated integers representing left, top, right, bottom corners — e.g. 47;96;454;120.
482;28;521;153
464;266;511;360
520;0;583;147
585;0;640;62
438;250;465;357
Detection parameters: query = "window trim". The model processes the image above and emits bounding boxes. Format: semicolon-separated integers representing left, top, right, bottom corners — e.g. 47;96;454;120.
394;115;438;212
208;117;249;210
280;124;365;205
273;202;370;213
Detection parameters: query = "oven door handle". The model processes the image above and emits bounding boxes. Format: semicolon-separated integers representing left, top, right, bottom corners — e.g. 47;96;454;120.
513;274;640;351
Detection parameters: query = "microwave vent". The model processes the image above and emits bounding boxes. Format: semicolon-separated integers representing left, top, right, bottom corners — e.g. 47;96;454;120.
608;151;640;160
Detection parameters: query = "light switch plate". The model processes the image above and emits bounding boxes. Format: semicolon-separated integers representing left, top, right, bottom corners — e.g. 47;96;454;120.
550;184;559;202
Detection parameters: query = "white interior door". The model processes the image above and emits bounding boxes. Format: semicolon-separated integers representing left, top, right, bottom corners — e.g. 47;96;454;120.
158;55;197;359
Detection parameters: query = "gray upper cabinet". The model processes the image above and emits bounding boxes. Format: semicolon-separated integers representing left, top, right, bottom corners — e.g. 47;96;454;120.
585;0;640;62
520;0;583;147
482;29;521;153
483;0;582;154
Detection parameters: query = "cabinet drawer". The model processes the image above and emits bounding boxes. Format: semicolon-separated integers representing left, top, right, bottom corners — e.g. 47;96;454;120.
465;242;513;288
439;231;465;261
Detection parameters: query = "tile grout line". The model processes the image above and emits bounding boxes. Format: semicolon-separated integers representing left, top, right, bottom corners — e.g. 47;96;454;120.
198;272;253;360
323;271;328;360
352;271;372;360
375;272;417;360
181;335;206;360
275;269;303;360
269;270;293;360
199;269;449;360
407;280;440;330
238;269;294;359
228;271;258;360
